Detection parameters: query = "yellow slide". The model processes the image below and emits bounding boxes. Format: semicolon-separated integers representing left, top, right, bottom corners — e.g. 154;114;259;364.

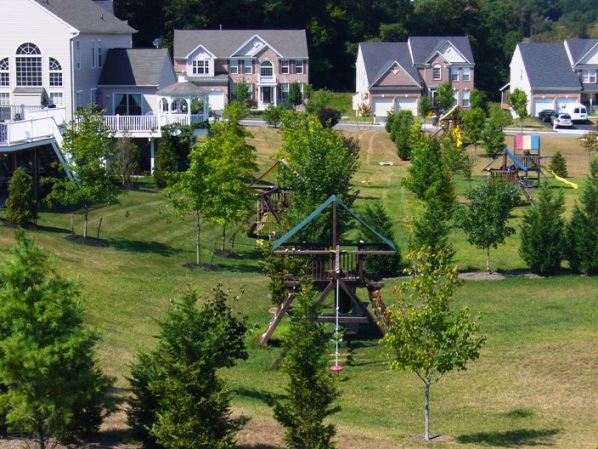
550;170;578;189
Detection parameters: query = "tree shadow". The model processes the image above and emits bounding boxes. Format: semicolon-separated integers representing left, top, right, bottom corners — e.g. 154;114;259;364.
458;428;561;447
236;444;280;449
108;237;179;256
233;387;285;404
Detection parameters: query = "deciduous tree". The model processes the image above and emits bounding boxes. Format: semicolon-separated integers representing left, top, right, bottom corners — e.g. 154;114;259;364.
383;248;485;441
456;178;520;273
0;231;114;449
44;105;120;238
434;81;455;114
508;88;529;128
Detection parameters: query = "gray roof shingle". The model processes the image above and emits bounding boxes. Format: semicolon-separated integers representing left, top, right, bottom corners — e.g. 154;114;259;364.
359;42;420;88
518;42;581;91
565;38;598;66
98;49;172;86
173;29;308;59
33;0;136;34
408;36;474;65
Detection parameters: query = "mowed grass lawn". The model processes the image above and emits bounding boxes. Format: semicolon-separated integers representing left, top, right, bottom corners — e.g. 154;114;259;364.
0;126;596;449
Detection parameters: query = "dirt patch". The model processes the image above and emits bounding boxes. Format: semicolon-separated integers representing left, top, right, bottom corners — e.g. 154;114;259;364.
459;270;545;281
182;262;220;270
213;249;241;259
64;234;109;247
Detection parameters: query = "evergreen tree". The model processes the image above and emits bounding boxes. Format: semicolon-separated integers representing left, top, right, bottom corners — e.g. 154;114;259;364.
5;167;37;227
549;151;569;178
358;202;401;277
391;110;415;160
418;95;432;122
268;288;340;449
127;285;248;449
154;138;178;188
288;81;303;108
0;231;114;449
115;133;141;186
410;199;455;265
519;185;566;275
567;157;598;275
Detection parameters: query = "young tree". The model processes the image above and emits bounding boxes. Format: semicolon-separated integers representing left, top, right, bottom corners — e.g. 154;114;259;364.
410;199;455;265
507;88;529;128
549;151;569;178
519;185;566;276
357;103;372;125
153;137;179;188
0;231;114;449
288;81;303;109
418;95;433;122
358;202;401;277
44;105;120;238
5;167;37;227
268;287;340;449
114;133;140;186
391;110;415;160
232;78;251;105
127;285;248;449
434;81;455;114
567;157;598;275
463;107;487;153
382;248;486;441
480;111;506;158
580;130;598;155
263;103;286;128
469;88;488;112
456;177;520;273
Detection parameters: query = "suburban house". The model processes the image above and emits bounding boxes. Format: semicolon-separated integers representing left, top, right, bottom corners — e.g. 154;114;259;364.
173;29;309;112
0;0;209;178
353;36;475;119
506;39;598;116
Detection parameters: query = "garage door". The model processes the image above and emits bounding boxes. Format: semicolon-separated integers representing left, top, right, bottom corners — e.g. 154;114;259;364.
556;98;576;111
533;99;554;116
395;98;418;114
373;98;394;118
208;92;225;111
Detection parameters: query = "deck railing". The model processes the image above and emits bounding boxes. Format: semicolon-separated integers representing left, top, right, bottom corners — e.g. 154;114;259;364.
103;113;208;133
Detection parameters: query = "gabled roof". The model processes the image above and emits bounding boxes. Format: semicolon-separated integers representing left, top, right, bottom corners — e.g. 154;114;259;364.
98;49;173;86
173;29;308;60
408;36;474;65
156;82;208;96
33;0;136;34
359;42;420;89
565;38;598;67
517;42;581;91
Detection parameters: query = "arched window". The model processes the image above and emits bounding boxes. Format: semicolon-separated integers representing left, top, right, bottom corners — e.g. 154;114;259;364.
260;61;273;81
49;57;62;87
16;43;42;86
0;58;9;86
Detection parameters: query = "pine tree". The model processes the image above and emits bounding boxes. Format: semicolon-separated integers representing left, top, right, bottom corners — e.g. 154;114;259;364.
549;151;569;178
410;198;455;265
567;157;598;274
5;167;37;227
358;202;401;277
268;288;340;449
0;231;114;449
127;285;248;449
519;185;566;275
153;138;178;188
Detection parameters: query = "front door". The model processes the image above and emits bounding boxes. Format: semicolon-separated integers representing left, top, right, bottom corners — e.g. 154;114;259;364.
262;87;271;105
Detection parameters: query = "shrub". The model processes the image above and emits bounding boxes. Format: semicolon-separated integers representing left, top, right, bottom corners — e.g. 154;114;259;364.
5;167;37;227
549;151;569;178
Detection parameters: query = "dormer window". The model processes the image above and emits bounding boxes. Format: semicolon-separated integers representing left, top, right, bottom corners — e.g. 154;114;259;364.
433;64;441;81
192;59;210;75
582;69;597;83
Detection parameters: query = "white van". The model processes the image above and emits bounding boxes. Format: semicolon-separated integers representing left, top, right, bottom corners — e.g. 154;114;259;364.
559;103;588;122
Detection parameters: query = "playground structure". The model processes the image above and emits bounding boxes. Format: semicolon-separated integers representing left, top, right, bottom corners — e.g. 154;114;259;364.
484;135;543;203
259;195;397;346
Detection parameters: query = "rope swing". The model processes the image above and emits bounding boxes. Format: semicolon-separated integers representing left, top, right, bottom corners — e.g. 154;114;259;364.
330;245;343;374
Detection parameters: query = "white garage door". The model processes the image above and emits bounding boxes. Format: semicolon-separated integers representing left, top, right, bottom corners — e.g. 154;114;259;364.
556;98;576;111
208;92;225;111
373;98;394;118
395;98;418;114
533;99;554;116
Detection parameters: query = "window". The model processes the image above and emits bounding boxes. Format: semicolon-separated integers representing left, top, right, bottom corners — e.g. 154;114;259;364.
49;57;62;87
281;60;289;75
192;59;209;75
0;93;9;122
91;40;96;68
0;58;8;86
462;90;470;107
295;60;304;74
75;40;81;70
230;60;238;75
0;92;9;105
90;88;97;105
582;70;597;83
97;40;102;68
463;67;471;82
260;61;273;81
75;90;83;110
451;67;459;81
281;83;289;100
243;59;252;75
49;92;63;105
114;93;142;115
16;42;42;86
433;64;441;81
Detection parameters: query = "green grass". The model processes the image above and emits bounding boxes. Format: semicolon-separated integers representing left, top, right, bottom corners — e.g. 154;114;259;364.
0;128;596;448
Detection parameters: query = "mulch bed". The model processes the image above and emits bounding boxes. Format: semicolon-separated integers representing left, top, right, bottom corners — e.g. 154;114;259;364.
65;234;109;247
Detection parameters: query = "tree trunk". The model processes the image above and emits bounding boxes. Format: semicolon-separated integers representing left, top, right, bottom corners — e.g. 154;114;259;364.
195;210;201;265
221;227;226;251
83;204;89;238
486;246;491;274
424;379;431;441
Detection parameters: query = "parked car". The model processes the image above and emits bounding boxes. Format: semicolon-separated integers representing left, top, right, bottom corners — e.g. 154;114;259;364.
551;113;572;128
537;109;556;122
